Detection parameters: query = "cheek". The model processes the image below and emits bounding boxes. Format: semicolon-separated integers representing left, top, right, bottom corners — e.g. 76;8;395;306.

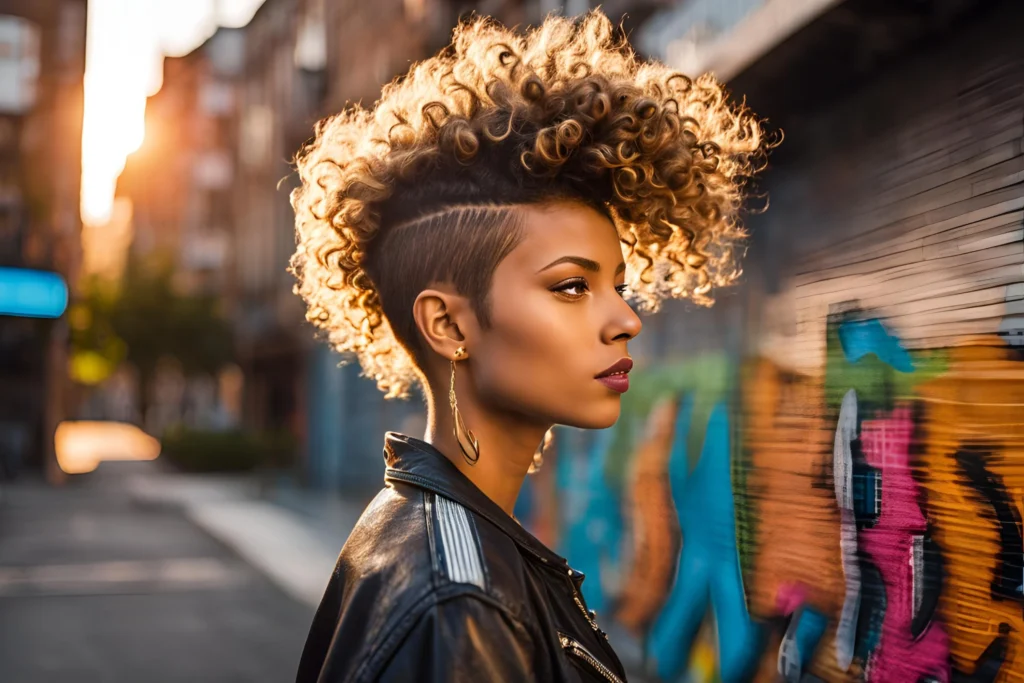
476;299;579;390
472;295;622;426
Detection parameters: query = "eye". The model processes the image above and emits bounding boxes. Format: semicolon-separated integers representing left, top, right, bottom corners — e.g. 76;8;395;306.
551;277;590;299
615;284;630;298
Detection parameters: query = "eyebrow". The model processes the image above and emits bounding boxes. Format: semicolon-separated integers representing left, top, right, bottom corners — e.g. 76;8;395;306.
537;255;627;275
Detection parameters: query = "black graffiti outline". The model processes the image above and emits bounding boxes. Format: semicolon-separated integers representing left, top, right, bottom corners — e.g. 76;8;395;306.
949;624;1012;683
954;447;1024;606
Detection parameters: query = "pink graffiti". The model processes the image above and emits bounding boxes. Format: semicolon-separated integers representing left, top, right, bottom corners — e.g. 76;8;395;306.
776;582;808;616
860;406;949;682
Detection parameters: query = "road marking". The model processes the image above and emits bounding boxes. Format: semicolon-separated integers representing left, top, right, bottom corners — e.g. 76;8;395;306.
0;558;248;597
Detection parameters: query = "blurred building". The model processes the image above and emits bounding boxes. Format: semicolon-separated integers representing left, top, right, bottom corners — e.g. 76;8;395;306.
117;27;244;296
0;0;87;477
110;27;245;435
230;0;310;462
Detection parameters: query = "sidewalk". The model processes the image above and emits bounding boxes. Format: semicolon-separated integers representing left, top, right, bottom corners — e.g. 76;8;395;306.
126;463;366;608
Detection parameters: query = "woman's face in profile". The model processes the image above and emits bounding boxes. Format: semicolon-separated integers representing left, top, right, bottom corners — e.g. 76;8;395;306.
468;201;643;430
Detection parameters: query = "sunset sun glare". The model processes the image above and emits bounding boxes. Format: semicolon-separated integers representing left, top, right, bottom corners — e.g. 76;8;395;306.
80;0;265;227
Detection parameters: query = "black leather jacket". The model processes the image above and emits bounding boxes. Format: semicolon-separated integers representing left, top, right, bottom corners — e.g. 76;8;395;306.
295;433;628;683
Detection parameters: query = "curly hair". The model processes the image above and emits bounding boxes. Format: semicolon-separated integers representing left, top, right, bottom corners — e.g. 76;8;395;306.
291;11;769;398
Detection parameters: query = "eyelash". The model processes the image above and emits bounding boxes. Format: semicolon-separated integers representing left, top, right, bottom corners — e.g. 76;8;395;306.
551;277;589;299
550;278;630;300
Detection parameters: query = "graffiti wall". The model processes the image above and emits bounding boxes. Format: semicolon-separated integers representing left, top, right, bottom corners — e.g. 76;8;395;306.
539;315;1024;683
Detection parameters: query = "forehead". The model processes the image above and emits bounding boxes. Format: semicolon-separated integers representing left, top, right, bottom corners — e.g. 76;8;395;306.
504;201;622;270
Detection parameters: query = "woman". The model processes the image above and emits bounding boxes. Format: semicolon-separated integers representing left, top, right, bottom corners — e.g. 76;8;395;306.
291;11;766;683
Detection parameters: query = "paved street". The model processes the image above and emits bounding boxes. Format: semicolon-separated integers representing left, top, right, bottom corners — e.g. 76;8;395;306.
0;463;315;683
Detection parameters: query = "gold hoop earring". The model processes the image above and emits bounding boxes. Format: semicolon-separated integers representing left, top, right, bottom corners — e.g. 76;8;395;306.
450;346;480;465
529;428;553;474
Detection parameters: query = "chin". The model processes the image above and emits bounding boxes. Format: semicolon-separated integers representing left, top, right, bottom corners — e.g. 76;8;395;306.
561;399;622;430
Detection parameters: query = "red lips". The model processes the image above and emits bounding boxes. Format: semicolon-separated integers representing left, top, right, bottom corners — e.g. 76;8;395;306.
596;357;632;393
596;358;633;378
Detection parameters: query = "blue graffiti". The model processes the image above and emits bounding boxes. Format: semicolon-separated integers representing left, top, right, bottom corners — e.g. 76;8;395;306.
779;605;829;682
647;396;763;682
838;318;914;372
556;427;623;614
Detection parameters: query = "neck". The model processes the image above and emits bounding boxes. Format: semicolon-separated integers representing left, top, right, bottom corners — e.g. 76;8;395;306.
421;381;546;517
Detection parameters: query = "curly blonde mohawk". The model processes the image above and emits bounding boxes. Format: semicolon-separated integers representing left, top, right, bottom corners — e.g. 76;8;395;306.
291;11;769;398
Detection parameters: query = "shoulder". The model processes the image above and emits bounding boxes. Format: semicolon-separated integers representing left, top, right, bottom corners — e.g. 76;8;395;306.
302;484;535;682
424;491;490;590
424;489;535;619
347;483;532;611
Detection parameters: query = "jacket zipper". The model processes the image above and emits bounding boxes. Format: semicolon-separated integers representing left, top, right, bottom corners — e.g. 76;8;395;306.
573;592;601;632
567;568;603;634
566;567;628;676
558;632;625;683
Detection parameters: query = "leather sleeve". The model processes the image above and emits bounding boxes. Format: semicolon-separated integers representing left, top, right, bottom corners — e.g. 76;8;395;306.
372;594;536;683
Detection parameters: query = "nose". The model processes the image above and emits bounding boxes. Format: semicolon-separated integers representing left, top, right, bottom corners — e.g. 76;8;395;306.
601;294;642;344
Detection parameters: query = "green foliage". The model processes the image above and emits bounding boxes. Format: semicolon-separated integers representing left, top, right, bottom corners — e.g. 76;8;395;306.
109;258;179;384
71;255;234;387
112;257;233;380
69;276;126;385
160;427;297;473
169;290;235;377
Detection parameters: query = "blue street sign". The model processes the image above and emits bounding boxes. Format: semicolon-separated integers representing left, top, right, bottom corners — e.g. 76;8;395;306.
0;267;68;318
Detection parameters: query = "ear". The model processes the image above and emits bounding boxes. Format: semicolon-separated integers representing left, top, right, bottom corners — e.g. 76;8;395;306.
412;285;477;361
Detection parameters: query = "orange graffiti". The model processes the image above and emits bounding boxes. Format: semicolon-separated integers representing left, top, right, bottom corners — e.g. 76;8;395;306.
918;339;1024;683
617;397;682;634
742;358;854;681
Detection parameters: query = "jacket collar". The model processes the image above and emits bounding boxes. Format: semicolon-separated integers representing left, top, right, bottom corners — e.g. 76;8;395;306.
382;432;570;569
